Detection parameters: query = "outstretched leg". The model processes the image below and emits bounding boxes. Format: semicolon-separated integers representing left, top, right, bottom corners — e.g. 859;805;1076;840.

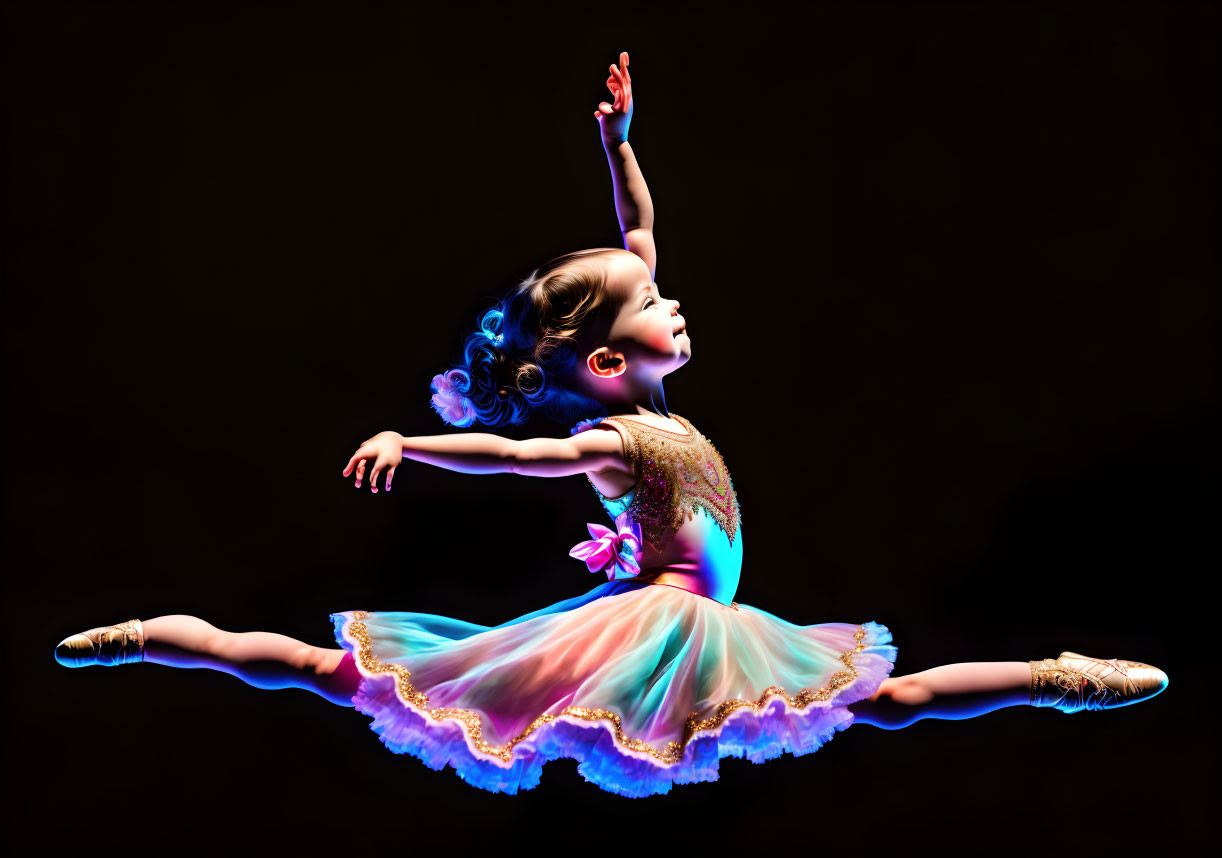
850;650;1170;726
849;662;1032;729
140;615;361;707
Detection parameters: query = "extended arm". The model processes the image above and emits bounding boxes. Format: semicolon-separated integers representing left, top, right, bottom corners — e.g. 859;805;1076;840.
343;428;630;491
402;431;627;477
596;52;656;277
603;140;656;276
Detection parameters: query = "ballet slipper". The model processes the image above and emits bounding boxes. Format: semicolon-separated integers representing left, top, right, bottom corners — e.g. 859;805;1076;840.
1029;651;1168;713
54;619;145;668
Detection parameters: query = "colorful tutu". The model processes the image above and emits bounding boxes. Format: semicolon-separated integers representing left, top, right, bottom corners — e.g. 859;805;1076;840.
331;579;897;798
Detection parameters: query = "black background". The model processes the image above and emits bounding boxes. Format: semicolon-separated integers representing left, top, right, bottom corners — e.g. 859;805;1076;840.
4;1;1218;854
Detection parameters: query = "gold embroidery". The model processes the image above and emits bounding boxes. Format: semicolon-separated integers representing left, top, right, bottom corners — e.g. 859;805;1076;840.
345;612;869;767
588;413;741;552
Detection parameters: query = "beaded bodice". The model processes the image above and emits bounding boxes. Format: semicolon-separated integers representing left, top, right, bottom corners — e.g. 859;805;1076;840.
585;414;743;606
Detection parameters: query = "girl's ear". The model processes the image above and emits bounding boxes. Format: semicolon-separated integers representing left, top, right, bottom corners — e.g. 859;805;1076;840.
586;347;627;379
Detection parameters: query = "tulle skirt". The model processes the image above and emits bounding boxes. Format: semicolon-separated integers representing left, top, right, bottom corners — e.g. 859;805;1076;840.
331;579;897;798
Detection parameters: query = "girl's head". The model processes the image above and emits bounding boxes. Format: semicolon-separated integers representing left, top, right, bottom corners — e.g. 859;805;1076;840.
431;248;689;428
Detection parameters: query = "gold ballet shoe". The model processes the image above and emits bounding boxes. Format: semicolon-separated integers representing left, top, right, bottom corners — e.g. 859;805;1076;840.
1029;651;1168;713
54;619;145;668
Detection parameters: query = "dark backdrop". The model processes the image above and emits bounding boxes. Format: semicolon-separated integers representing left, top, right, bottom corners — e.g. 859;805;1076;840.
4;1;1218;854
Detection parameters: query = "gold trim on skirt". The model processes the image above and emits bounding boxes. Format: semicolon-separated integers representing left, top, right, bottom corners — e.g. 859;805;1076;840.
343;609;870;767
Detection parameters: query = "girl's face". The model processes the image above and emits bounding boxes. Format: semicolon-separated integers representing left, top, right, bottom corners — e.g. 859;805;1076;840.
598;250;690;379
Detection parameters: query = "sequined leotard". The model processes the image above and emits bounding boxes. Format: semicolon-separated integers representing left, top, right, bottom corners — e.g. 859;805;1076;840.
586;414;743;606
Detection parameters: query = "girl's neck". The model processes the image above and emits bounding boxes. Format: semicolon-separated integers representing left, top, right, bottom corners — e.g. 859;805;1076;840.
603;379;671;420
567;367;675;421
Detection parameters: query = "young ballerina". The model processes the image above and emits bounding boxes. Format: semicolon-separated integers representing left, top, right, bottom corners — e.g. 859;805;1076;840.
54;51;1168;798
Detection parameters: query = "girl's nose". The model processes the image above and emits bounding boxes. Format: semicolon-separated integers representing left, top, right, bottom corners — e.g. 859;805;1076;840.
670;298;681;313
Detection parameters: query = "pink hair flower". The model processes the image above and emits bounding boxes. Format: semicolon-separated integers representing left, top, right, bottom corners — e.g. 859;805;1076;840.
430;369;477;428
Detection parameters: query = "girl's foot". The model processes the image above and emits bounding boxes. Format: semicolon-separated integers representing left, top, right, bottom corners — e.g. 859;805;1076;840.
54;619;145;668
1029;652;1168;713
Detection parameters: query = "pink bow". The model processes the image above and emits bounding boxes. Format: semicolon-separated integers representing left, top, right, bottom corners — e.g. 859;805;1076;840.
568;512;643;581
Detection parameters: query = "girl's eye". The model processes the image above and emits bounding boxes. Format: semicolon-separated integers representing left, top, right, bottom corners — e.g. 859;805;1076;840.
643;298;655;309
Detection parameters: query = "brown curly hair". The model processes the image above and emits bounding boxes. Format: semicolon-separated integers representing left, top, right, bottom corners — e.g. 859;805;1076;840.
436;248;626;428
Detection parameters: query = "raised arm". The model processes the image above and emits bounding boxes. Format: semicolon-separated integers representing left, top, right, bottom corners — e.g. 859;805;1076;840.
342;428;630;492
595;51;656;278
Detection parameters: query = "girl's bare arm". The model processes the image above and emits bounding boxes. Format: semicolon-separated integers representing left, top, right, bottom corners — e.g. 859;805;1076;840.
596;52;656;277
343;428;630;492
605;141;656;275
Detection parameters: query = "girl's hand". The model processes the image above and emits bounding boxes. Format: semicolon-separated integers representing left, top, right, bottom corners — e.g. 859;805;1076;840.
594;51;632;144
342;431;405;493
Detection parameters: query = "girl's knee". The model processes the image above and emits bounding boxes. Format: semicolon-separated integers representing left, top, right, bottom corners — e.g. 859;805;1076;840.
194;624;228;657
290;644;349;678
314;649;350;676
879;676;934;707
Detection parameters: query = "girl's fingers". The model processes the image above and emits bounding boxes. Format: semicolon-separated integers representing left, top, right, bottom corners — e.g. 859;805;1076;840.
610;65;627;102
369;461;382;493
354;458;366;487
599;53;629;111
606;80;621;111
343;445;370;476
608;71;623;105
385;466;396;491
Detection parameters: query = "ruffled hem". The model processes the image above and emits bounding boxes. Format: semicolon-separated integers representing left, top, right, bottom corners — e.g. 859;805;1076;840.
331;611;897;798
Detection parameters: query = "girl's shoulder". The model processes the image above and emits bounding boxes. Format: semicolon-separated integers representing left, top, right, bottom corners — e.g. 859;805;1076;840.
601;412;694;437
